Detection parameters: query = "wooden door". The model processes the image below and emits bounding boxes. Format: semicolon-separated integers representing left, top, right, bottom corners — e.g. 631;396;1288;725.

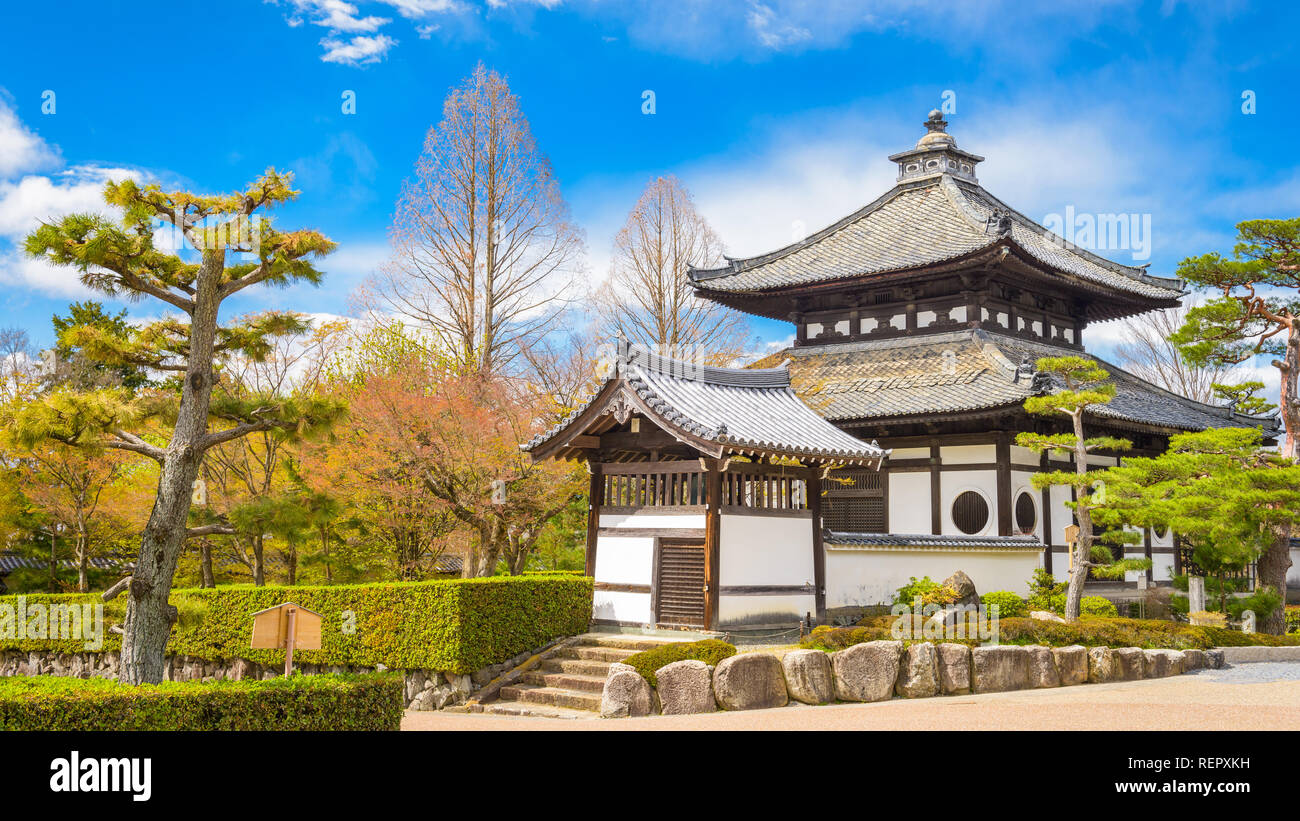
655;539;707;627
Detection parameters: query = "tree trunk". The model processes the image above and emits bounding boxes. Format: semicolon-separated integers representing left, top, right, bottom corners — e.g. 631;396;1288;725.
286;545;297;586
1279;324;1298;461
252;535;265;586
48;529;58;593
199;539;215;588
119;249;223;685
76;529;89;593
1257;524;1293;635
1064;411;1092;623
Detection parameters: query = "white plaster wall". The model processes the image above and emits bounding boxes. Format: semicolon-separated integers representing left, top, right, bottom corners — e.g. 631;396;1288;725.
1152;552;1176;583
593;535;653;586
826;548;1039;607
592;591;652;624
889;471;931;533
1289;549;1300;585
719;514;813;587
718;594;816;627
1010;445;1040;466
941;444;996;465
890;447;930;460
598;512;706;529
940;471;997;537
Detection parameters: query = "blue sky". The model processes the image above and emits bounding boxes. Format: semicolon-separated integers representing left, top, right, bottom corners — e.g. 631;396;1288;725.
1;0;1297;385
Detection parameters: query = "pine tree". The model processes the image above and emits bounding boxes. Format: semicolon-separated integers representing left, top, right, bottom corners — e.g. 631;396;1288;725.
1014;356;1149;622
15;170;344;684
1094;425;1300;632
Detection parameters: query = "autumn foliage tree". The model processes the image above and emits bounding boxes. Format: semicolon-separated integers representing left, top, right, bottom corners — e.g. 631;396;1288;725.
15;170;344;684
348;350;585;577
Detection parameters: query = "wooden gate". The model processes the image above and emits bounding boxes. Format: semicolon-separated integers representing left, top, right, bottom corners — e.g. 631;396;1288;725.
655;539;707;627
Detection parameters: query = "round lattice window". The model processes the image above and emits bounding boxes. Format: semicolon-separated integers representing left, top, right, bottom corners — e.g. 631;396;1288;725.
952;490;990;535
1014;492;1037;534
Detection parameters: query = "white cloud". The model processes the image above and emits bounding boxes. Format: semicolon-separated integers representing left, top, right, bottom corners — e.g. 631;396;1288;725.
308;0;390;32
0;96;60;178
320;33;398;65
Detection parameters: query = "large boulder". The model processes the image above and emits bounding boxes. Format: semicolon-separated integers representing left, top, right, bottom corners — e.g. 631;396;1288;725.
1205;649;1226;669
1088;646;1115;682
600;669;654;718
832;641;902;702
1025;645;1060;688
1030;610;1066;624
781;650;834;705
1052;645;1089;686
1143;649;1184;678
971;646;1030;693
713;653;788;711
1181;649;1206;671
1113;647;1146;681
895;642;939;698
656;660;716;715
936;643;972;694
942;570;980;608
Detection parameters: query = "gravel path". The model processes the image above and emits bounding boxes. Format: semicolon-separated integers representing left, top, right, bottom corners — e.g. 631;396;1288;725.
403;662;1300;731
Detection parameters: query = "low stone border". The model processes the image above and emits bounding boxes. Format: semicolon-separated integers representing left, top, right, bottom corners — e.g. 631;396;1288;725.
600;643;1228;717
0;640;565;713
1214;646;1300;663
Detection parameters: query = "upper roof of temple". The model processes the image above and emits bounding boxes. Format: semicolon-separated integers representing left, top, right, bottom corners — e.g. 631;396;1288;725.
688;111;1184;321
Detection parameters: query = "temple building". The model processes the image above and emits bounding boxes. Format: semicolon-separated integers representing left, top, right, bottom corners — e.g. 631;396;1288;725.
690;110;1278;614
525;111;1279;632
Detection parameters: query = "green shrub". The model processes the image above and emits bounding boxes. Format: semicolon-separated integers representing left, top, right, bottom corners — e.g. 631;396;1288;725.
0;576;593;674
1286;606;1300;635
623;639;736;687
1026;569;1067;614
981;591;1028;619
0;673;403;730
1080;596;1119;617
892;576;958;607
800;614;1300;652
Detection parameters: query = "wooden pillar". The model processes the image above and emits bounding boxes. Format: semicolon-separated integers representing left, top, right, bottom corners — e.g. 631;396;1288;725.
929;443;941;535
584;461;603;578
996;432;1012;536
807;465;826;624
1144;527;1153;585
1040;450;1053;575
703;460;722;631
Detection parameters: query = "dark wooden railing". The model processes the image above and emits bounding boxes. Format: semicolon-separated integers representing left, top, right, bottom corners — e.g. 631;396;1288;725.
597;460;809;511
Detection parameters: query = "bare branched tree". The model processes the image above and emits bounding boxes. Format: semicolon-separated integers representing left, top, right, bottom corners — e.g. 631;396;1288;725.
593;175;750;364
360;63;585;376
1114;304;1236;403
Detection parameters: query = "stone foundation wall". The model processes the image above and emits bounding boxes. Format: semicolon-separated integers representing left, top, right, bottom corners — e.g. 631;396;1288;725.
600;642;1226;717
0;640;560;712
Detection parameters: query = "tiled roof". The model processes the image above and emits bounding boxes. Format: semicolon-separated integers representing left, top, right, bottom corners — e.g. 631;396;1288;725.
826;532;1043;550
523;343;889;464
689;175;1183;302
772;329;1280;435
0;553;124;575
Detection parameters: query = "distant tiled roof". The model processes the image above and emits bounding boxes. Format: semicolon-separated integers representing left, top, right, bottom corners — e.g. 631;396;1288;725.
826;532;1043;550
771;329;1280;435
689;175;1183;303
0;553;123;575
432;554;463;574
523;343;888;465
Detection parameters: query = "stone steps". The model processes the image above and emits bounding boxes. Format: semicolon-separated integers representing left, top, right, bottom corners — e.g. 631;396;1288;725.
498;683;604;712
539;657;610;676
481;632;685;717
522;670;607;693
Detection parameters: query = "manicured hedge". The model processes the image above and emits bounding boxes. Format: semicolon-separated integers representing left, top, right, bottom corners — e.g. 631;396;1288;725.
0;673;403;731
0;576;593;674
802;614;1300;652
623;639;736;687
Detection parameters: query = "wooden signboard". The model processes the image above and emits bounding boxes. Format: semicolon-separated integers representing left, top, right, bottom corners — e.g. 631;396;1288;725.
250;602;323;677
1064;525;1080;571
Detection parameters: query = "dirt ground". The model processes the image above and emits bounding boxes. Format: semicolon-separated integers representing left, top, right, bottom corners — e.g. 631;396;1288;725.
401;665;1300;731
